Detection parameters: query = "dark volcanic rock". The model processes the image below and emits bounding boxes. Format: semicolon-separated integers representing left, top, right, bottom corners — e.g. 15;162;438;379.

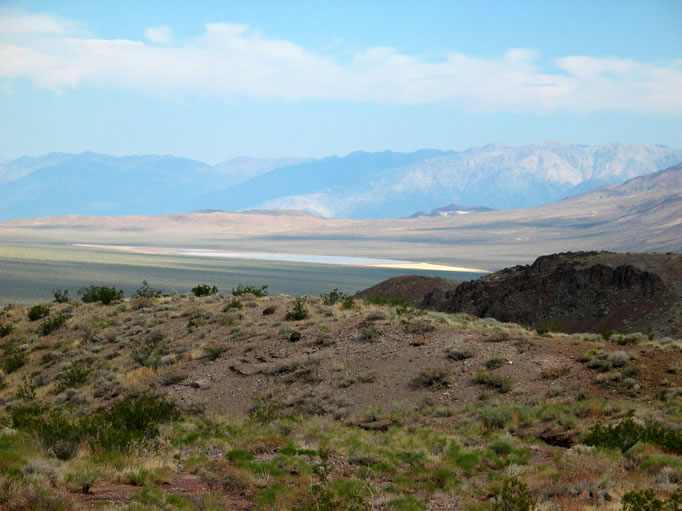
446;252;668;333
357;251;681;335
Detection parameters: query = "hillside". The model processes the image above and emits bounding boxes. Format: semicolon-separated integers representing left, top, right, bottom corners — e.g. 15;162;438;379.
0;284;681;509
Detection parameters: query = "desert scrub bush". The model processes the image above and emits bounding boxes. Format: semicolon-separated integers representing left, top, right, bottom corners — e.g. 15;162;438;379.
485;353;505;369
607;350;630;367
321;288;351;305
0;323;14;337
78;285;124;304
540;365;570;380
27;304;50;321
585;418;682;454
474;370;512;393
82;393;180;451
191;284;218;297
52;289;70;303
56;361;92;390
2;351;26;374
224;297;243;311
130;331;170;368
232;283;268;297
160;367;188;386
492;477;537;511
410;368;450;389
480;405;513;429
341;295;356;309
446;345;473;360
621;487;682;511
133;280;162;299
286;297;309;321
40;314;66;335
14;375;37;401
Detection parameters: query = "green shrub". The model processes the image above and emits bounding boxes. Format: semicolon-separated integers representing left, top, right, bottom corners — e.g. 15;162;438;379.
621;487;682;511
486;353;505;370
78;285;124;304
53;289;70;303
0;323;13;338
286;297;309;321
585;418;682;454
130;332;170;368
40;314;66;335
133;280;162;299
321;288;350;305
474;370;512;393
224;298;243;310
341;295;356;309
410;368;450;389
56;361;92;390
27;304;50;321
480;405;512;429
492;477;537;511
82;393;180;451
2;351;26;374
192;284;218;297
232;284;268;297
11;394;179;454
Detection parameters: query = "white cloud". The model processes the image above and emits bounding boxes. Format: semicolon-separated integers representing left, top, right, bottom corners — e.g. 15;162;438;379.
144;26;172;44
0;9;681;115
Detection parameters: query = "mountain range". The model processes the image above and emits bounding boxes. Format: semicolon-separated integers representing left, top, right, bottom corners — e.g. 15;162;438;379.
1;143;681;220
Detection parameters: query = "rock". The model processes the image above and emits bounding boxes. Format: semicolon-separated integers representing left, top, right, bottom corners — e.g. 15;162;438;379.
190;378;211;390
262;306;276;315
289;331;302;342
601;491;613;502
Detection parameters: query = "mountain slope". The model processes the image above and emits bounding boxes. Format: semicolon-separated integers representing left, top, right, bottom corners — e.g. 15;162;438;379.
195;149;452;214
258;143;682;218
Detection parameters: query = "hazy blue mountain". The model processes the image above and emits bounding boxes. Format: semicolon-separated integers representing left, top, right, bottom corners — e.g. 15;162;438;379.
194;149;452;212
254;143;682;218
1;144;681;220
0;152;215;219
211;156;312;187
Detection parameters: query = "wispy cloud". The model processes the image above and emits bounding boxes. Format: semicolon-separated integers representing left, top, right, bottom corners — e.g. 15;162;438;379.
1;9;680;115
144;26;173;44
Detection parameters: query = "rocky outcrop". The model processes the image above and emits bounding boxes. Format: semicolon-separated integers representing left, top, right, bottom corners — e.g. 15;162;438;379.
357;251;680;335
445;252;668;333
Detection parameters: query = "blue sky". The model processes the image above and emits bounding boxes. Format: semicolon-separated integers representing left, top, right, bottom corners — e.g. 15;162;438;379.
1;0;681;163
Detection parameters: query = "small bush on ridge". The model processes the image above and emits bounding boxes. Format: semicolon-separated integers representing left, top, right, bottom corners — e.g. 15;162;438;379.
133;280;162;299
78;285;124;304
27;304;50;321
53;289;70;303
232;284;268;297
192;284;218;297
286;297;309;321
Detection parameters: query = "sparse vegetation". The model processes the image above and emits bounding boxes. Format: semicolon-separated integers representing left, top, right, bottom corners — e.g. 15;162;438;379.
40;313;66;335
286;297;309;321
78;285;124;304
133;280;162;299
27;304;50;321
232;283;268;297
52;289;70;303
0;285;680;510
192;284;218;297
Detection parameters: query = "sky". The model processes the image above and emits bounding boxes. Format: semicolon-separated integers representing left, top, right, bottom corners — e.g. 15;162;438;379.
1;0;681;164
